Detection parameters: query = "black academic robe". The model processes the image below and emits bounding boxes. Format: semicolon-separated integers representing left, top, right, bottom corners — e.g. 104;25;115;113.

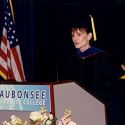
71;47;124;102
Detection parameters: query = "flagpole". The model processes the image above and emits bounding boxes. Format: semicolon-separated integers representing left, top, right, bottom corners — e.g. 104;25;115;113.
9;0;15;20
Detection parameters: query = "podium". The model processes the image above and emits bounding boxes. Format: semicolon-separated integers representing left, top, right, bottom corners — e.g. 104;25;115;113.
0;81;106;125
54;81;106;125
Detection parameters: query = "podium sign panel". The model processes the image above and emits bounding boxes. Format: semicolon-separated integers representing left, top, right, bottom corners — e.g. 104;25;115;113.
0;84;51;112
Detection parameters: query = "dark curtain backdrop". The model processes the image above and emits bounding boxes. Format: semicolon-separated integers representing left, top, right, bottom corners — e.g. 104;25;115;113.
0;0;125;82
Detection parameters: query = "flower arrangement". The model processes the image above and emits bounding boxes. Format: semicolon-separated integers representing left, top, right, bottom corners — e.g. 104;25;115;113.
57;109;77;125
29;107;56;125
1;108;77;125
2;115;28;125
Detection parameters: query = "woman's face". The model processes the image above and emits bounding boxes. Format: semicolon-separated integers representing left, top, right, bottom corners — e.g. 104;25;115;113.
71;28;92;51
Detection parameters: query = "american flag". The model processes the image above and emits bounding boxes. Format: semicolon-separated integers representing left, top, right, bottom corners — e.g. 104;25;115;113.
0;0;25;82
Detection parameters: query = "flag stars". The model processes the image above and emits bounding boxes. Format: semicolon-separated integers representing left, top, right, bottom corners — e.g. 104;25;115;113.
16;39;18;42
13;30;15;33
3;2;20;48
11;36;14;39
5;22;7;26
9;27;11;31
10;41;13;44
4;16;7;20
10;21;13;25
8;13;11;16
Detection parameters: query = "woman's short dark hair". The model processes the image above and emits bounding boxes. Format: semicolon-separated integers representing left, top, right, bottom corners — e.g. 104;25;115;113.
70;15;92;33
